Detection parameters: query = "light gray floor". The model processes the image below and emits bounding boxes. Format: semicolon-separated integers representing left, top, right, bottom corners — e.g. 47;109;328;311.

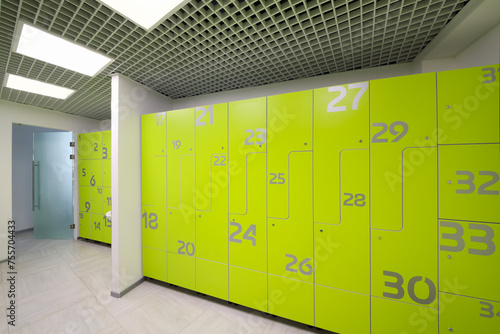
1;231;331;334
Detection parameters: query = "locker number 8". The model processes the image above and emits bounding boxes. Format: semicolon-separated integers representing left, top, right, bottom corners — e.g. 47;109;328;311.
327;82;368;112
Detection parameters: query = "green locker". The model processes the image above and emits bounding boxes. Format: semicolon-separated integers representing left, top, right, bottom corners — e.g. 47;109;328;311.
439;293;500;333
438;64;499;144
372;297;438;334
372;148;438;308
143;247;167;282
103;215;111;244
313;81;369;225
79;186;91;216
142;112;167;206
102;188;111;214
440;219;499;302
103;159;111;188
228;97;268;309
79;212;90;239
268;274;314;326
167;252;195;290
90;213;104;242
195;104;228;264
439;144;499;223
89;160;102;188
371;72;436;231
314;149;369;294
102;130;111;159
90;131;103;160
166;108;196;288
228;97;267;272
141;112;167;280
78;133;91;160
315;285;370;334
78;160;90;187
229;266;267;312
141;157;166;250
90;187;103;214
196;258;228;300
267;90;314;287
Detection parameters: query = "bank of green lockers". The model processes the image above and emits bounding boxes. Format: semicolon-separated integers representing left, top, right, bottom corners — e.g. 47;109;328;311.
78;131;112;244
141;64;500;333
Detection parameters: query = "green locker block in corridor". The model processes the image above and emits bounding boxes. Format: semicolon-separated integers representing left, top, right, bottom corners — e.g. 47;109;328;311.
78;131;111;244
141;113;167;282
138;64;499;332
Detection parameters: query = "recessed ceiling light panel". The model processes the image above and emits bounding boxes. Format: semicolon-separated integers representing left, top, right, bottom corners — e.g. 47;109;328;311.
5;74;75;99
13;23;113;76
99;0;190;30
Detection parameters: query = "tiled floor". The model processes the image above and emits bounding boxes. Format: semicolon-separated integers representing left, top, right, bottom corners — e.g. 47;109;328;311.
1;231;330;334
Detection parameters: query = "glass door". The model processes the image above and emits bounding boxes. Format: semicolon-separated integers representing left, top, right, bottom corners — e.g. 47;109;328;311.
33;131;74;239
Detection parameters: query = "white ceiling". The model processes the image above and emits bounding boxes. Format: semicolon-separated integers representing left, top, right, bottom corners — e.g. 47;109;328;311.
0;0;476;120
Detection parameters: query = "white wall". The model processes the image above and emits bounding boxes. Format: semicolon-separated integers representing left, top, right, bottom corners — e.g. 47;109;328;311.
110;74;172;296
455;23;500;69
12;124;65;231
0;100;102;261
172;63;416;109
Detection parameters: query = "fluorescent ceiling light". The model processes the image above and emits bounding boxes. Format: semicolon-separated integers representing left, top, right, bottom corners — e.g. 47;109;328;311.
13;23;113;76
5;74;75;99
99;0;188;30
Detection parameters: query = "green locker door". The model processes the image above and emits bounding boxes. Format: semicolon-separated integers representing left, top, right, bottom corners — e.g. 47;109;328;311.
79;186;91;221
90;131;103;160
78;133;91;160
195;103;229;299
102;188;111;244
79;212;90;239
439;293;500;333
372;296;438;334
103;159;111;188
437;64;499;144
313;82;370;333
166;108;196;290
267;90;313;324
141;112;167;282
440;219;500;302
90;186;103;216
78;160;90;188
228;97;267;310
370;74;439;322
89;160;102;188
439;144;500;223
102;130;111;159
90;213;104;242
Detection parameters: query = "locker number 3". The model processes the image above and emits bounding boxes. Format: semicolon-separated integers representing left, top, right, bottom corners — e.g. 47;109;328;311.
327;82;368;112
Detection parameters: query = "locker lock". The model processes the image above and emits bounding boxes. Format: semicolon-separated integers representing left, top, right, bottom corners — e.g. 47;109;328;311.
447;180;452;184
448;328;453;332
319;229;323;233
446;105;451;109
359;140;363;143
447;255;452;259
378;236;382;240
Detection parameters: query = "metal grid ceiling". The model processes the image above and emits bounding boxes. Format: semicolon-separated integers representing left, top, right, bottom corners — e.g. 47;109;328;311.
0;0;470;120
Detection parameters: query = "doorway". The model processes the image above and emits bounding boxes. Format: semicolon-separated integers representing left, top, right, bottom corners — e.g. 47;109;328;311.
12;124;74;239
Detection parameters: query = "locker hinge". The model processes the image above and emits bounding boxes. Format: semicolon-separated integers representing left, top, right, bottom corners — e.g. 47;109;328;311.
70;224;75;229
70;142;75;147
70;154;75;160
